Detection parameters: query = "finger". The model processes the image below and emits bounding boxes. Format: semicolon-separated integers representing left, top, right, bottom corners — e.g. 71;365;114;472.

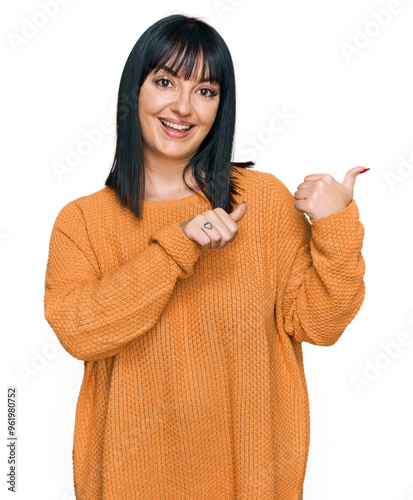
303;174;327;181
198;212;232;250
212;207;240;234
293;199;309;214
193;223;218;249
342;166;367;191
294;187;310;200
296;181;315;190
229;201;247;222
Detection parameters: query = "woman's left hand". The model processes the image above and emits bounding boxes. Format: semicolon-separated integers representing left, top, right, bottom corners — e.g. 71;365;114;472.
293;166;369;220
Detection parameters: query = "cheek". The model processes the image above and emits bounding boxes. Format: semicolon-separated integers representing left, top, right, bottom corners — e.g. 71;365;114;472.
199;104;219;128
138;88;165;117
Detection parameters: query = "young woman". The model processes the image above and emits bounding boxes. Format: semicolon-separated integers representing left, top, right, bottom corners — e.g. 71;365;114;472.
44;14;367;500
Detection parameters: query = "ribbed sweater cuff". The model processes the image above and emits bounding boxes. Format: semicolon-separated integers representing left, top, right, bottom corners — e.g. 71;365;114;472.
309;199;362;250
148;221;201;278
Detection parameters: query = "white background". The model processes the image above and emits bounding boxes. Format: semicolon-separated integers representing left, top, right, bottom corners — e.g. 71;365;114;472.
2;0;413;499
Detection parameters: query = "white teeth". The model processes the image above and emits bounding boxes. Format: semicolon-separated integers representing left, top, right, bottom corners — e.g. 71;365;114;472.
160;118;192;131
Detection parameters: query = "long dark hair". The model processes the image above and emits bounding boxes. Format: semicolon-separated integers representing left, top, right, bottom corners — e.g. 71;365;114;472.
105;14;255;219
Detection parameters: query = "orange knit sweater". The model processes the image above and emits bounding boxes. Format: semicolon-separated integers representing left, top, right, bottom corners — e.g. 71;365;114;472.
44;166;366;499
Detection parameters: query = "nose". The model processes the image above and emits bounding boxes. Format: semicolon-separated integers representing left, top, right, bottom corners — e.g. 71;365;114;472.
170;87;192;116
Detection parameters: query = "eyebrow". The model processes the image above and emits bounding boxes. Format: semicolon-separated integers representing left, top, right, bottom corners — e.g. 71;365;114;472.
154;68;219;86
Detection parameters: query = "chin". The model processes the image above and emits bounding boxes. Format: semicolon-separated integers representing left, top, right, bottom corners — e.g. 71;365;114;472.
158;147;194;158
156;141;198;157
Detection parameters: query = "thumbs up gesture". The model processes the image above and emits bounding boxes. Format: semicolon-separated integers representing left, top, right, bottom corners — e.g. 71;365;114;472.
180;201;247;250
293;167;369;221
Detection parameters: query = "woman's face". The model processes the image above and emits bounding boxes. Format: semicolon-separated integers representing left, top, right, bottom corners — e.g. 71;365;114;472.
138;59;220;163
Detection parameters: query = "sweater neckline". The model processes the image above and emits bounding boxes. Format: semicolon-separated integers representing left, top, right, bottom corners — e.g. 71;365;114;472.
142;188;207;207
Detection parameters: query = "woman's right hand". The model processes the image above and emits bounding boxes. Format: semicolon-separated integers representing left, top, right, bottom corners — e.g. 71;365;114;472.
180;202;247;250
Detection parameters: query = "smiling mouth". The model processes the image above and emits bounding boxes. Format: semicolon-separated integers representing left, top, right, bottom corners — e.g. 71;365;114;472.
158;118;195;131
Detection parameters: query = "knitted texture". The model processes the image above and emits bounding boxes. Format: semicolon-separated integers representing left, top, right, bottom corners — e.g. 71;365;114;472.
44;166;366;499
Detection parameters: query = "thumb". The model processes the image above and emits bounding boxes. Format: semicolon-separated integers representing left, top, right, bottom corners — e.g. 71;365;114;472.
342;166;369;192
229;201;247;222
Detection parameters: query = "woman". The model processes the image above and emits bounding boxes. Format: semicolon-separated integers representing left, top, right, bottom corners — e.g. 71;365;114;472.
44;14;367;500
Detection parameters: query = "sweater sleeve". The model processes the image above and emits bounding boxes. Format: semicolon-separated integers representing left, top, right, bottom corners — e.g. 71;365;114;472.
44;200;201;362
274;178;366;346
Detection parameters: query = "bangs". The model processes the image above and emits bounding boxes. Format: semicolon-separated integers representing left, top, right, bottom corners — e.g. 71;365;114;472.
150;32;223;86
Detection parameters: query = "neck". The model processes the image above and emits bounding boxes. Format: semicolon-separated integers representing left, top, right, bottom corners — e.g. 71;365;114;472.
143;150;205;194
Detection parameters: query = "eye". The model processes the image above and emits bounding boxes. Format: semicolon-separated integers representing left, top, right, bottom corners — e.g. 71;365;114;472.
198;87;219;98
153;77;172;88
152;76;219;98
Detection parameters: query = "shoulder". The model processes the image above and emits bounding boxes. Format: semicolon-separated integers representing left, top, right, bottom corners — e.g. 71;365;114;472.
233;165;289;188
232;166;294;208
52;186;124;231
72;186;121;211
